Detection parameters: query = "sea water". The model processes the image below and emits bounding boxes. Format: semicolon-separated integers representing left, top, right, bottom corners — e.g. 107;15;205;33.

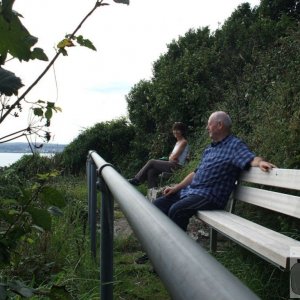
0;153;25;167
0;153;54;167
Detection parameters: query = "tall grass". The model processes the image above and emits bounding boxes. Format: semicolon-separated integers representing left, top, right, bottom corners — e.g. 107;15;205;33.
0;174;170;299
1;166;292;299
212;244;289;300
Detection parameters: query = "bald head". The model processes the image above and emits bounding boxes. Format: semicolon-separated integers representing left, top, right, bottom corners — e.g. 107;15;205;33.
207;111;232;142
210;111;232;129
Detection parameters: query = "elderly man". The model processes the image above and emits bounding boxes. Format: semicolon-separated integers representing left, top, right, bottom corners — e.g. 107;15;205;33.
152;111;275;232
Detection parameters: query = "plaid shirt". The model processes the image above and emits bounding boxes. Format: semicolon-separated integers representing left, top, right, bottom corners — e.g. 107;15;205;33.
180;135;255;208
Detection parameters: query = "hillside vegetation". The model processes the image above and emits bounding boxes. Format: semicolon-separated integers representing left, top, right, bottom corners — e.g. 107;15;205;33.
62;0;300;176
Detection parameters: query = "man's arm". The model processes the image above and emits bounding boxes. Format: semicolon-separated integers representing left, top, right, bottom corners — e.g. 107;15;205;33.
251;156;276;172
163;171;195;196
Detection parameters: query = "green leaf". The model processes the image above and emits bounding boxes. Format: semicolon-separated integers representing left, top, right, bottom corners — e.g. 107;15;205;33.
47;101;55;109
36;173;50;182
48;285;73;300
33;107;43;117
17;287;34;298
1;198;19;206
32;225;45;233
25;237;34;244
76;35;96;51
40;186;65;208
47;102;62;113
113;0;130;5
19;189;32;205
9;280;34;298
0;67;24;96
3;227;27;255
8;227;27;242
0;284;7;300
0;12;39;61
27;207;51;231
1;0;15;22
0;241;10;264
45;108;53;120
0;53;7;65
59;48;68;56
57;38;74;49
54;106;62;112
8;209;19;215
0;210;16;224
48;206;64;217
31;47;48;61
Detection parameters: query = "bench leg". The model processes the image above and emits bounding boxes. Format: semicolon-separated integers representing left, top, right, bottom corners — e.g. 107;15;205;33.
210;228;217;252
290;253;300;298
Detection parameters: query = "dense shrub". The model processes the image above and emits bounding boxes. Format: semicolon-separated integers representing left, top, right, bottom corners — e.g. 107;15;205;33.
125;1;300;169
61;118;136;175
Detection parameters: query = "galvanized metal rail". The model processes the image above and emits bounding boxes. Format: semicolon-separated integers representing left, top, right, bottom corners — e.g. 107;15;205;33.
86;150;260;300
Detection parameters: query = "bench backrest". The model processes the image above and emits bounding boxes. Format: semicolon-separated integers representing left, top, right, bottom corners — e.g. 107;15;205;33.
233;168;300;219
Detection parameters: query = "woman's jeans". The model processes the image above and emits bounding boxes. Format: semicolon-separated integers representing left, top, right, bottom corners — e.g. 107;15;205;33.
135;159;180;188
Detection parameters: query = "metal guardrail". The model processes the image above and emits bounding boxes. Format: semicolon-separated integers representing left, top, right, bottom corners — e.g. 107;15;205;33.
87;150;260;300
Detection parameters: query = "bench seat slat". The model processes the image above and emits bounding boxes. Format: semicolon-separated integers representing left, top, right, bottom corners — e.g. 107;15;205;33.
240;168;300;191
235;186;300;219
197;210;300;268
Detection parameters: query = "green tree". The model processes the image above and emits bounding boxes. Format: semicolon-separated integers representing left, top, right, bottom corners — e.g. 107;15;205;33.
151;28;217;131
259;0;300;21
126;80;156;135
62;118;135;174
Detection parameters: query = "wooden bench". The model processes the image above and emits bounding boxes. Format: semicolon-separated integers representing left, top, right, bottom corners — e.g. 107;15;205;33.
197;167;300;296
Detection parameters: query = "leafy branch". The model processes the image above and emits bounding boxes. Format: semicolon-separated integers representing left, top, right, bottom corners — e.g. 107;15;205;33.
0;0;129;143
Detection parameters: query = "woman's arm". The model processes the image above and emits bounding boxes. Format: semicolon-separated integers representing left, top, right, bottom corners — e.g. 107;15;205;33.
169;139;188;162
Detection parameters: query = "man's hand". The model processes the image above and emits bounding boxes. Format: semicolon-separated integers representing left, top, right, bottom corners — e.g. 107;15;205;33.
258;160;276;172
163;171;195;196
251;156;276;172
163;185;179;196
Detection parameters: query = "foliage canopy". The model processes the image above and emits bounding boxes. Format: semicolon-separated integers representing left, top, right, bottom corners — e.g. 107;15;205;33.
63;0;300;173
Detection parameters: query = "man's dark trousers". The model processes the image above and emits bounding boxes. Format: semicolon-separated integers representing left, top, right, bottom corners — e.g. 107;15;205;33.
153;192;219;231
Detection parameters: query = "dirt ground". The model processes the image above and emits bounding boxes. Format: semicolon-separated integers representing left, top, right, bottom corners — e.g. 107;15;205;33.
114;212;211;249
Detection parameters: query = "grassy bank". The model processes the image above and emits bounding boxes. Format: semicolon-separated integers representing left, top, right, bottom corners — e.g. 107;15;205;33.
0;173;169;299
0;161;292;299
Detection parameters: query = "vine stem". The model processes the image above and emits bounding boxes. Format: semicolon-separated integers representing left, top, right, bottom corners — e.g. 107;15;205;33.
0;0;104;125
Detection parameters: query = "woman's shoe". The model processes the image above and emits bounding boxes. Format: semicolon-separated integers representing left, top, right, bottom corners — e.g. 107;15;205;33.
128;178;140;186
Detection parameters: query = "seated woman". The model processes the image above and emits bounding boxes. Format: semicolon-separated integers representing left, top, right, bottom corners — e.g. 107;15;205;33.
128;122;189;188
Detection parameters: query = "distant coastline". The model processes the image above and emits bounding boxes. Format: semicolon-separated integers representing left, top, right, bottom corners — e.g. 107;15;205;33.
0;142;66;153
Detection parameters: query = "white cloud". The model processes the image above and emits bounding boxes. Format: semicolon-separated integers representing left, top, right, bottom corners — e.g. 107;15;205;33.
2;0;260;144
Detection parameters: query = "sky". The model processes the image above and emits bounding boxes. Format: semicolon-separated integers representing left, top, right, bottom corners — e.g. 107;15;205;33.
3;0;261;145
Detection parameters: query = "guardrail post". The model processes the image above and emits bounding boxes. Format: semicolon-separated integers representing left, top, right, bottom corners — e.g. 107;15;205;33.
98;171;114;300
87;155;97;259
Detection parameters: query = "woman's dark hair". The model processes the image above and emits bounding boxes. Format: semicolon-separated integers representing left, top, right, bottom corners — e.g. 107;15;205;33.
172;122;187;137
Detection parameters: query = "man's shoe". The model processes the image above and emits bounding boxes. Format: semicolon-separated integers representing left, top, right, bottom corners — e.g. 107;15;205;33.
128;178;140;186
135;254;149;264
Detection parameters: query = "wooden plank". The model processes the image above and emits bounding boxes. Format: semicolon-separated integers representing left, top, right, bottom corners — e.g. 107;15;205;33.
197;211;300;268
235;186;300;219
240;168;300;191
